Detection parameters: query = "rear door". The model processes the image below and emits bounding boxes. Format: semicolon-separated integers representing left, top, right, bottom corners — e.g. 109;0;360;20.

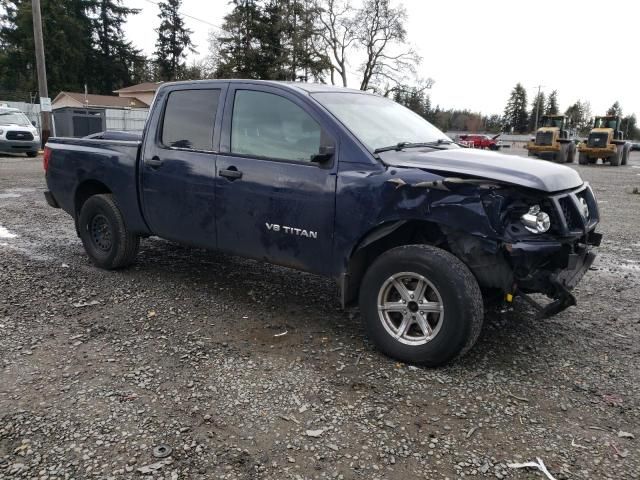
215;84;338;274
141;85;227;248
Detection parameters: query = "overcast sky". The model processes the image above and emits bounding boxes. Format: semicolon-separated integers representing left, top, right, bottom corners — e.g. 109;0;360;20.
124;0;640;118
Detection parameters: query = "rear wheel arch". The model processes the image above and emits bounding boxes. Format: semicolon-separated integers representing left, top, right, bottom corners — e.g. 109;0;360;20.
74;180;112;218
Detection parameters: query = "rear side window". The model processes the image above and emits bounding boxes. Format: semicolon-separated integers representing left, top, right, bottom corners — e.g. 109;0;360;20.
231;90;322;162
161;89;220;151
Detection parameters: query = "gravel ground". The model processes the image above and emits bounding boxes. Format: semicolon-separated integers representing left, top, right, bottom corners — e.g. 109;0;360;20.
1;150;639;480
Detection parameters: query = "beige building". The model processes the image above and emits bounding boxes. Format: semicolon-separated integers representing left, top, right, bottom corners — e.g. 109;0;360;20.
52;92;149;110
113;82;163;106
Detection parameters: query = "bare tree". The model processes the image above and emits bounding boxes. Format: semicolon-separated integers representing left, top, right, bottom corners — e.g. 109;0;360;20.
355;0;420;92
314;0;357;86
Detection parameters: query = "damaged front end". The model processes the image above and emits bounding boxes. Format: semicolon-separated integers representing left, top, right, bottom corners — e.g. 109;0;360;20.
439;180;601;317
384;175;602;318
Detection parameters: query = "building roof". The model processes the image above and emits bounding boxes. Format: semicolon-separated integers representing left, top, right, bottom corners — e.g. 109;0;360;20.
53;91;149;108
113;81;164;94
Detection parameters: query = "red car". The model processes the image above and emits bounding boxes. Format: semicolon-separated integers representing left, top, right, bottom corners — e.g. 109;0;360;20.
457;134;502;150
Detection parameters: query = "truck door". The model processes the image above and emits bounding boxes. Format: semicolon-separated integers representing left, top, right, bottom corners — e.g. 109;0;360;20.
140;85;226;248
215;85;337;275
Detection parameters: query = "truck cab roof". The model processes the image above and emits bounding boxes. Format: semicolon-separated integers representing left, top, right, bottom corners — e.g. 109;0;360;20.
156;79;368;96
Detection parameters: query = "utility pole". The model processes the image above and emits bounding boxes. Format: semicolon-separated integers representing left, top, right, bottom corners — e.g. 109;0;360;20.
533;84;544;131
32;0;52;146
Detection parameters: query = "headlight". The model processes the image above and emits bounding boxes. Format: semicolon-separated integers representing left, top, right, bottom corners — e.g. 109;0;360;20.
521;205;551;233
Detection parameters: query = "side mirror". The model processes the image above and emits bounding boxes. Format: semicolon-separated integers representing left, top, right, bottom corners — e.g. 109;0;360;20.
31;120;36;126
311;144;335;164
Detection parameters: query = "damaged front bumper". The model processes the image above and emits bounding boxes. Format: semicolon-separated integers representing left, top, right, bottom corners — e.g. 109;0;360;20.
508;230;601;317
507;183;601;316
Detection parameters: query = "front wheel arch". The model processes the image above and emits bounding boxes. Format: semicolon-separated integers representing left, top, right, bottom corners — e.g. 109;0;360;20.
341;220;448;307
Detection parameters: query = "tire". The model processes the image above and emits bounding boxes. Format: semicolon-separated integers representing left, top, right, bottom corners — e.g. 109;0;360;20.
622;144;630;165
527;150;536;157
359;244;483;367
78;194;139;269
578;152;589;165
610;145;623;166
26;151;37;157
566;143;576;163
554;144;568;163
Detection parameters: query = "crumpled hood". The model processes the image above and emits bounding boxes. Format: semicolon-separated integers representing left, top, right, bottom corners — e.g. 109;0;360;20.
380;148;583;192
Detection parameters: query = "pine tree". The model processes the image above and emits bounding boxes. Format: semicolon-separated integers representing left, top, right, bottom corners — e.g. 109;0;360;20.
545;90;559;115
565;100;592;135
154;0;195;81
213;0;264;78
393;87;431;119
503;83;528;133
607;101;622;117
213;0;330;81
0;0;95;98
90;0;148;93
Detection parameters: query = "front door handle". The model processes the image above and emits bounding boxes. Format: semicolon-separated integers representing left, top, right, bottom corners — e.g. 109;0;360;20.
219;168;243;180
146;156;163;168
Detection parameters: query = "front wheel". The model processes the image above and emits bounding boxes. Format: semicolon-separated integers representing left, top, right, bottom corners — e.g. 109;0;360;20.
554;144;568;163
359;245;484;366
26;151;38;158
610;146;623;166
622;144;630;165
78;194;139;269
578;152;589;165
566;143;576;163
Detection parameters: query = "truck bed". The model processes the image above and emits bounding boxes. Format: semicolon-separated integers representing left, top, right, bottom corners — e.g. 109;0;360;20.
45;137;149;234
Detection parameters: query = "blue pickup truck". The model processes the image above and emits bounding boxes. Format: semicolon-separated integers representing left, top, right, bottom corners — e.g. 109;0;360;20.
44;80;601;365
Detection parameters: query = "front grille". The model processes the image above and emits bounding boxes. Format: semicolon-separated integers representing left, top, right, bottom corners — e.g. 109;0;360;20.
6;131;34;141
587;132;608;148
559;197;581;230
551;185;599;234
535;131;553;146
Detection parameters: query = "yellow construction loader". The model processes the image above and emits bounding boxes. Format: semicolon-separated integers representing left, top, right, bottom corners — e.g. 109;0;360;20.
526;115;576;163
578;116;630;166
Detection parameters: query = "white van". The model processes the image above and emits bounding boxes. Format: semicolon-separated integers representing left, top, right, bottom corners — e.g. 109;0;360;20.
0;107;40;157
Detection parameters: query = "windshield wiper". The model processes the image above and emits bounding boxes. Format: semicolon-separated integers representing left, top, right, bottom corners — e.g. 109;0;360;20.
373;139;452;154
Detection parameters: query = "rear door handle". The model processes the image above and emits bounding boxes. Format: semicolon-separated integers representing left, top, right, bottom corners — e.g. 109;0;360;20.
146;156;163;168
219;168;243;180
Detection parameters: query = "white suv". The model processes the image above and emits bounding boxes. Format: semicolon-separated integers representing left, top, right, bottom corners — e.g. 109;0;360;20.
0;107;40;157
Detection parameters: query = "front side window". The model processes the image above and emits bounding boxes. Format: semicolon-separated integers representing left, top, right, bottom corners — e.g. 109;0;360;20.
231;90;322;162
161;89;220;151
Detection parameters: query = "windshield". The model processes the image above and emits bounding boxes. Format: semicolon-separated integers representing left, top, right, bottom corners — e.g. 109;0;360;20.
542;117;563;128
312;92;451;152
0;111;31;126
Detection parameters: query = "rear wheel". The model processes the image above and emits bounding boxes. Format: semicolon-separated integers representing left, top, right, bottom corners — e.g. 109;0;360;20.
78;194;139;269
359;245;483;366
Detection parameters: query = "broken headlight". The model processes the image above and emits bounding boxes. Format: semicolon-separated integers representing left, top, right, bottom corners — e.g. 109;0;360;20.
520;205;551;234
